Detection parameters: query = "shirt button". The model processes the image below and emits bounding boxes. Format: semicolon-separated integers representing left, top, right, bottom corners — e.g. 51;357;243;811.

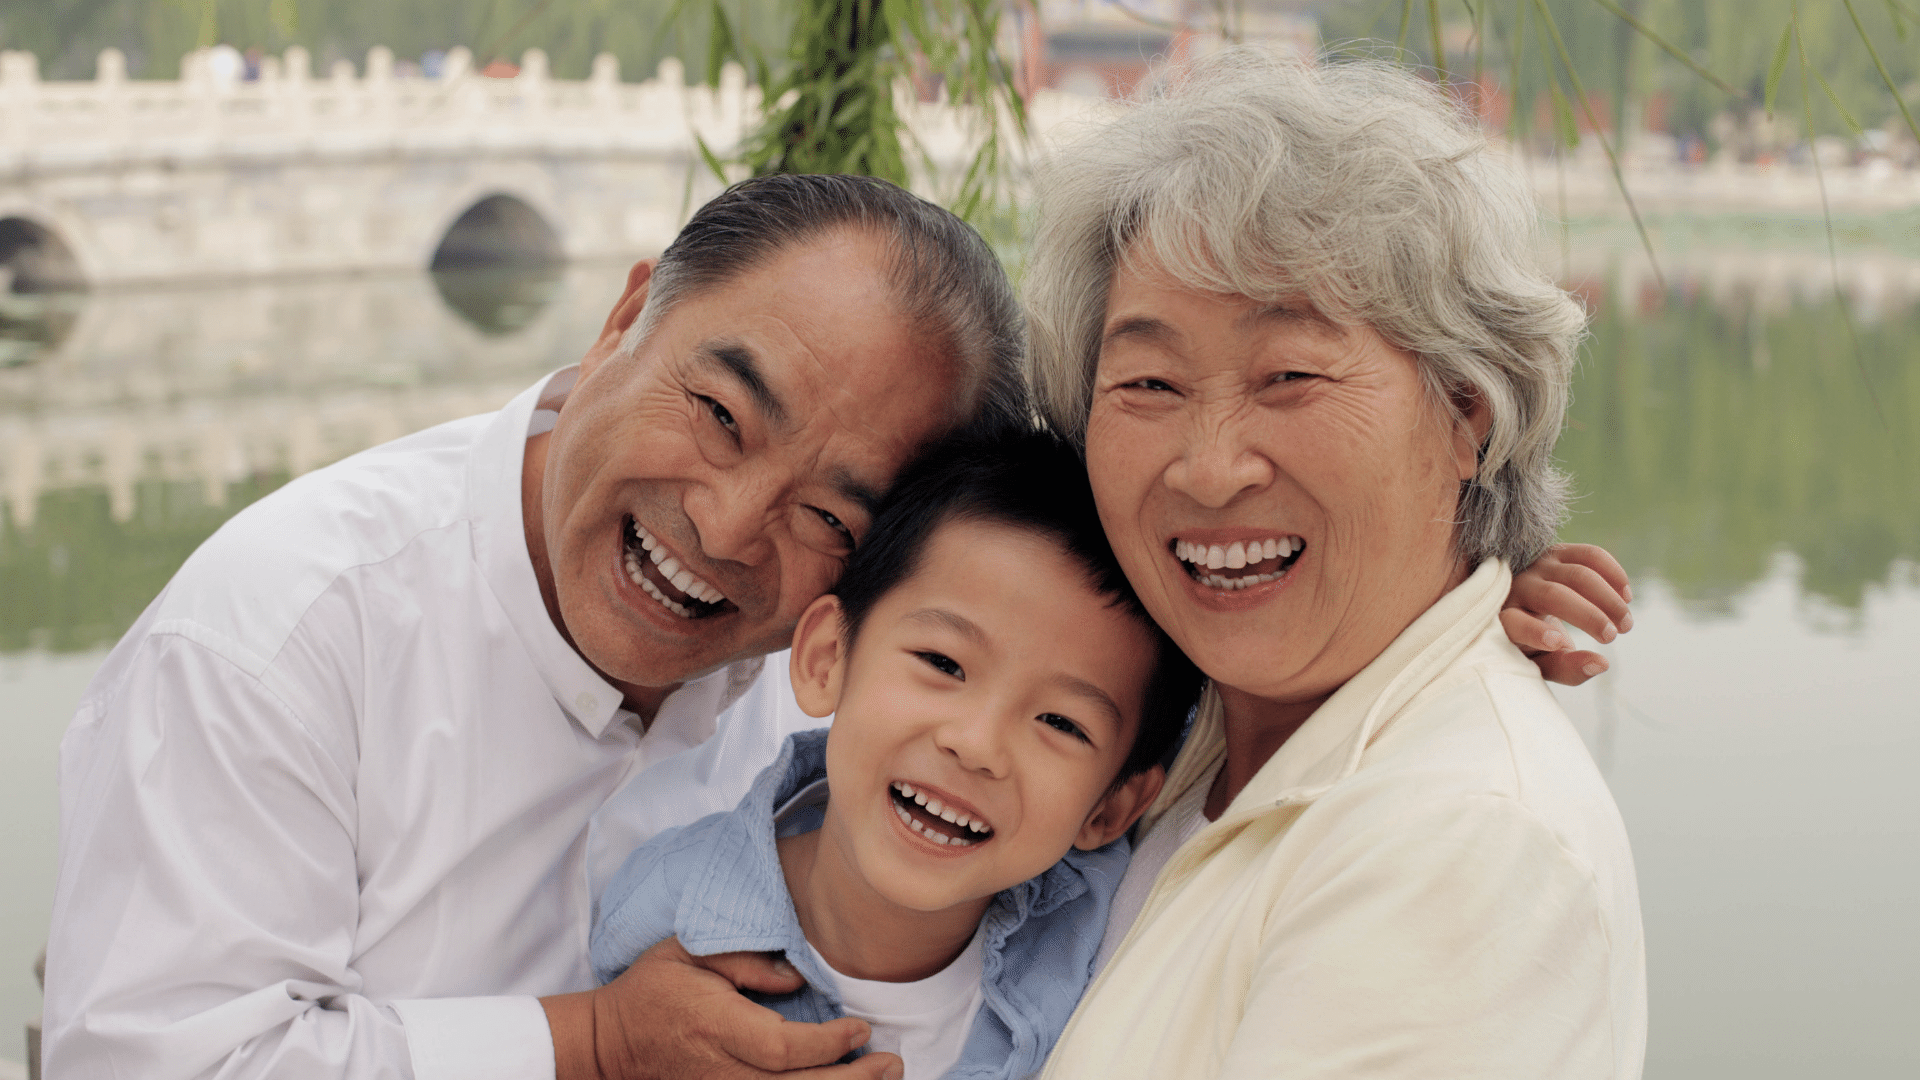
575;692;599;715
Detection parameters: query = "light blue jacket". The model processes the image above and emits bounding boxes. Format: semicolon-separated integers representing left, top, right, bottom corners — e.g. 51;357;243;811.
589;729;1132;1080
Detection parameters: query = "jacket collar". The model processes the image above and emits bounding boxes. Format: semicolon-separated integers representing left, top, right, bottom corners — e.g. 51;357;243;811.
1145;558;1512;830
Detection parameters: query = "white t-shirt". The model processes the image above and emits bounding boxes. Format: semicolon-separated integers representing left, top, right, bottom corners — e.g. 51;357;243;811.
1092;760;1221;977
808;927;988;1080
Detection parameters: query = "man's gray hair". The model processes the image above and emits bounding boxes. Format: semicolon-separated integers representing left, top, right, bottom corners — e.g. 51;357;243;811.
621;173;1029;434
1024;48;1586;569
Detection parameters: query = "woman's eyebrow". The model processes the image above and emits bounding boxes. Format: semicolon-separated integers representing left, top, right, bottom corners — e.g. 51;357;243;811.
697;341;789;427
1103;315;1179;348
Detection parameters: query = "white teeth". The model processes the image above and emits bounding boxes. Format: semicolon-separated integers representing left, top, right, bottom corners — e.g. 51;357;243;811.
648;544;666;565
898;782;915;798
657;556;681;579
1263;538;1279;560
925;798;944;816
1206;544;1227;569
628;521;729;607
939;807;959;823
1225;542;1247;569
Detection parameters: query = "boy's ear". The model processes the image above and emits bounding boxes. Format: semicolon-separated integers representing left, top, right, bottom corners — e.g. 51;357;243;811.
1073;764;1166;851
788;594;849;719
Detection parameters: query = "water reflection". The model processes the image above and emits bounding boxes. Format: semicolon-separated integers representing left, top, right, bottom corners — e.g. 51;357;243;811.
2;250;1917;655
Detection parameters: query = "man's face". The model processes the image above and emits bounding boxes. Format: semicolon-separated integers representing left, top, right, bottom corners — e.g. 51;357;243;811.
537;230;962;692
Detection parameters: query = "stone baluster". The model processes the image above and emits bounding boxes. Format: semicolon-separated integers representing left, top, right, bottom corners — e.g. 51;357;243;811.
283;46;311;133
329;58;356;124
365;46;394;132
519;48;550;122
96;48;128;140
2;50;43;149
441;46;481;128
715;61;747;150
589;52;620;117
654;56;687;137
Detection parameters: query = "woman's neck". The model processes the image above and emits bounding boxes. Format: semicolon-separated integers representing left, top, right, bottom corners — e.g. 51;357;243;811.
777;815;990;983
1204;685;1330;820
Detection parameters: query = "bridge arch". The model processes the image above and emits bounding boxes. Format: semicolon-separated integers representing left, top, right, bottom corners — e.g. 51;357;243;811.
0;215;86;292
429;192;564;271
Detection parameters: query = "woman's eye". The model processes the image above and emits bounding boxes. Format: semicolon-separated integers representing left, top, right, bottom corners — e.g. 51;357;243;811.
1272;371;1315;384
916;652;964;680
699;395;738;433
1039;713;1090;743
1125;378;1175;392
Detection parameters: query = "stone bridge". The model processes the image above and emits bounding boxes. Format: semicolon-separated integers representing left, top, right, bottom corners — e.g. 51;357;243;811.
0;44;1063;290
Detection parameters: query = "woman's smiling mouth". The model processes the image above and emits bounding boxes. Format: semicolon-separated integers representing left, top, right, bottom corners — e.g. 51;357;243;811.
889;781;994;847
623;516;733;619
1173;535;1307;591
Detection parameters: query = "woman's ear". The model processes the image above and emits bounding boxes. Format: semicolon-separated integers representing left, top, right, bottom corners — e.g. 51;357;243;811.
1074;764;1167;851
1447;383;1493;483
788;594;849;719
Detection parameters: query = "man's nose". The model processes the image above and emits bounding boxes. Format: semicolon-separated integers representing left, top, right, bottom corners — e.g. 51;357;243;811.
685;470;780;567
932;709;1012;780
1162;415;1273;509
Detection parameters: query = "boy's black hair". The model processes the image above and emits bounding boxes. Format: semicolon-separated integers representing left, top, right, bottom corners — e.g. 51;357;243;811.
834;428;1206;783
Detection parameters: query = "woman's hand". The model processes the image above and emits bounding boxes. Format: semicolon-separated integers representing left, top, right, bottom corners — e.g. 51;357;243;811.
1502;544;1633;686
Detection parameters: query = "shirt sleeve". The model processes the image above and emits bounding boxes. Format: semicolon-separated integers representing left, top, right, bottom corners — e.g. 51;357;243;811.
1216;793;1622;1080
41;628;556;1080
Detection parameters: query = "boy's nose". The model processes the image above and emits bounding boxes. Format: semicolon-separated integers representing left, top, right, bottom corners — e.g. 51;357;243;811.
932;710;1012;780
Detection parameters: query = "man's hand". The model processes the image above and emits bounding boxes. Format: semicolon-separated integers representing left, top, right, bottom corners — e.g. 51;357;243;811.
1503;543;1633;686
544;937;903;1080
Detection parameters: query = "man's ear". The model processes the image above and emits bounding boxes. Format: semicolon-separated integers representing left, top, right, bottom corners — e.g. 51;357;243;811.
788;594;849;719
1074;764;1166;851
580;258;656;378
1447;383;1493;484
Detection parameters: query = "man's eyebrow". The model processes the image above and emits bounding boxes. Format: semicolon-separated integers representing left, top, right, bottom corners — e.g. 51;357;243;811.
1103;314;1179;348
828;465;886;518
696;341;788;427
904;607;989;645
1050;674;1125;730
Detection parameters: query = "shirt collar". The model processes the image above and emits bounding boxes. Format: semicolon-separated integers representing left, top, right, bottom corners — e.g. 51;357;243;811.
466;368;762;740
1147;557;1513;827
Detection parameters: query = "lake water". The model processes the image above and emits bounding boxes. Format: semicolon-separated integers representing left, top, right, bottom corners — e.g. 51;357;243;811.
2;241;1916;1075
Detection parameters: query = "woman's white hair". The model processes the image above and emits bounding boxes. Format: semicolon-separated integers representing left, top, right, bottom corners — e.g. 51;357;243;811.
1024;47;1586;569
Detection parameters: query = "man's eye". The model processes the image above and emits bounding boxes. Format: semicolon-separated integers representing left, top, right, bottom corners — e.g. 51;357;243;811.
1038;713;1090;743
915;652;963;680
699;395;738;432
1272;371;1316;384
814;507;854;546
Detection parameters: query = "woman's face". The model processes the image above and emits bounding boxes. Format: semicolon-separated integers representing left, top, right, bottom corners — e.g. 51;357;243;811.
1085;259;1486;704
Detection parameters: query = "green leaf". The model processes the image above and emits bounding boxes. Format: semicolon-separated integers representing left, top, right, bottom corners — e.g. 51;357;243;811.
693;133;730;186
1848;0;1920;148
1548;81;1580;148
1587;0;1739;97
705;1;735;89
1765;23;1791;120
1812;67;1865;136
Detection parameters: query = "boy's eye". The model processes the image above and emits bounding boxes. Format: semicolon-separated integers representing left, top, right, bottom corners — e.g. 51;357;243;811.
1038;713;1090;743
915;651;963;680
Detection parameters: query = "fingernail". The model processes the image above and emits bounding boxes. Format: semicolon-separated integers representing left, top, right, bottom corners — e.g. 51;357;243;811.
1624;585;1634;602
772;959;797;979
884;1065;904;1080
1602;623;1618;642
1542;631;1569;651
1583;661;1607;677
1619;611;1634;632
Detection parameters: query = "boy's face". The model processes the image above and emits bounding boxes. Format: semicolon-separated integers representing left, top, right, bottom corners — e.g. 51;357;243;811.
789;519;1166;915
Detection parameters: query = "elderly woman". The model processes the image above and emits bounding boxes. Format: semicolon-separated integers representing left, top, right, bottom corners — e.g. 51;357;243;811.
1026;50;1645;1079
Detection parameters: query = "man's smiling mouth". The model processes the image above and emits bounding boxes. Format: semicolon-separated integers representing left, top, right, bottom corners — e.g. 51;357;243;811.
623;517;733;619
889;781;993;847
1173;536;1307;591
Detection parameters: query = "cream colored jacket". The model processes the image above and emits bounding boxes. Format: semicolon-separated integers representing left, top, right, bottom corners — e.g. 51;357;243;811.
1041;560;1646;1080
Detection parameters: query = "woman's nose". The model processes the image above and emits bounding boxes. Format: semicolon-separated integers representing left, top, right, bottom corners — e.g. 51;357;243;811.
1163;420;1273;508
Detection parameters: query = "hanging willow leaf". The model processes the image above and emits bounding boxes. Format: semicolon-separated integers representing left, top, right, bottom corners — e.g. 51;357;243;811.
1846;0;1920;146
1812;66;1866;136
1426;0;1447;85
1586;0;1739;97
1765;23;1792;120
1548;82;1580;148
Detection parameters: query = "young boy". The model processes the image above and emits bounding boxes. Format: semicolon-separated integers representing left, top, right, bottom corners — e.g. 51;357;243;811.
589;430;1206;1080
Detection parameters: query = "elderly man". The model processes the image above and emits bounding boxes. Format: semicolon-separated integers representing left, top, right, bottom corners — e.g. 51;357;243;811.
43;174;1023;1080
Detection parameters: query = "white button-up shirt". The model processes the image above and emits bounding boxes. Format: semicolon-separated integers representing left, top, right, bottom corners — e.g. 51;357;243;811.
43;373;820;1080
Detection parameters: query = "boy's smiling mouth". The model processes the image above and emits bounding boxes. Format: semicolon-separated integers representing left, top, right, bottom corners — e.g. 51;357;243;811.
889;781;994;847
